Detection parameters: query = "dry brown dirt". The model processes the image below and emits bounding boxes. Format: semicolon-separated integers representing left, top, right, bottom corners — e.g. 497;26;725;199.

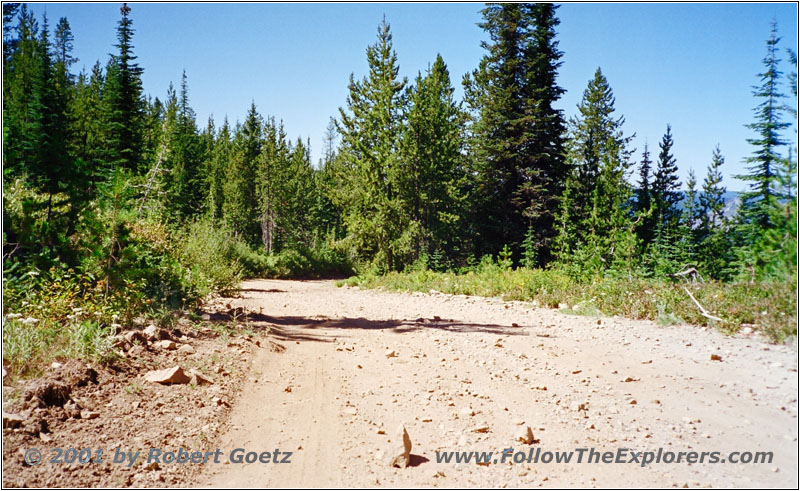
200;279;798;488
3;278;797;488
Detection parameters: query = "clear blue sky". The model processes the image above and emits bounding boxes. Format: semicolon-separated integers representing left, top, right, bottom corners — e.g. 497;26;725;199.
26;2;799;191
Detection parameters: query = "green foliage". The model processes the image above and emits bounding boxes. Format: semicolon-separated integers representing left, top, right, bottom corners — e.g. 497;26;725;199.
333;18;412;272
697;146;733;280
178;220;243;296
464;3;568;263
555;68;636;277
652;124;682;236
521;226;537;269
2;7;797;376
399;54;467;263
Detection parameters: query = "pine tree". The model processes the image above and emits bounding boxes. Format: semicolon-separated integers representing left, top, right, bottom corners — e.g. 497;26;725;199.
555;67;633;270
28;13;73;219
257;118;289;252
3;3;20;69
647;125;684;274
207;117;231;222
732;21;792;280
736;20;790;229
69;61;108;189
223;102;262;245
652;125;682;232
465;3;567;263
400;54;466;262
634;143;655;249
698;145;731;279
744;43;797;281
677;168;700;265
4;5;40;173
105;3;145;173
310;119;344;241
334;18;409;271
166;71;205;220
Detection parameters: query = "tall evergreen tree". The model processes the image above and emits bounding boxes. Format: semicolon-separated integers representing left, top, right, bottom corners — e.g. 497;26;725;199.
555;69;631;255
69;61;108;188
310;119;345;241
652;124;682;232
105;3;145;173
163;71;204;220
223;102;262;245
207;117;231;222
3;3;20;69
28;13;73;218
634;143;655;249
554;68;635;275
334;18;409;271
4;5;39;172
465;3;567;263
677;168;700;264
698;145;731;279
736;20;790;229
400;54;466;263
647;124;683;273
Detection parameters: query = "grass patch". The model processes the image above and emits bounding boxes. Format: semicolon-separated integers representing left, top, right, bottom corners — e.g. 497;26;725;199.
344;266;796;343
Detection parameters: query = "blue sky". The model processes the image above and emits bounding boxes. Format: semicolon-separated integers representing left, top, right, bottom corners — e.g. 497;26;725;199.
25;2;799;191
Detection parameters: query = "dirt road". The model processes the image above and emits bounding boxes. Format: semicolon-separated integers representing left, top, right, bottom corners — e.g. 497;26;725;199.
200;279;797;488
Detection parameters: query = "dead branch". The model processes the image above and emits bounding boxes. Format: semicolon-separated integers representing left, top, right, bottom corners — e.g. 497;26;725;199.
670;266;705;284
681;286;724;323
138;146;166;216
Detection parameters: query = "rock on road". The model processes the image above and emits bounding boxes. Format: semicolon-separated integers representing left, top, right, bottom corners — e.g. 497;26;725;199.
200;279;798;488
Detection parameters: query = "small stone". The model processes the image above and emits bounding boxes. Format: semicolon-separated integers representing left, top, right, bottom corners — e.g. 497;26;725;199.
144;366;190;385
710;354;722;361
155;340;177;350
188;369;213;386
80;410;99;420
3;412;24;429
387;424;412;468
124;330;148;345
385;350;397;358
571;402;588;412
143;325;158;340
177;344;196;355
516;425;534;444
472;423;490;433
63;400;81;419
459;407;475;417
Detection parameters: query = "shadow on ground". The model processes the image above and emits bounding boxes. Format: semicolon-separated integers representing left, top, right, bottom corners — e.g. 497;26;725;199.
195;307;528;344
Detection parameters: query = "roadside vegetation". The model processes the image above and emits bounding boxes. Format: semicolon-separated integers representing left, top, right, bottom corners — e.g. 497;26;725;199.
2;4;796;378
343;255;796;343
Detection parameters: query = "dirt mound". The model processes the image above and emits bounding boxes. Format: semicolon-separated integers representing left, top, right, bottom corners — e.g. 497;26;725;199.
22;379;71;408
56;359;98;388
2;323;259;488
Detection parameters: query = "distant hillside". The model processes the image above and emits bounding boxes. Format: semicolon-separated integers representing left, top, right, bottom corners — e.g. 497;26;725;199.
720;191;742;218
677;190;741;218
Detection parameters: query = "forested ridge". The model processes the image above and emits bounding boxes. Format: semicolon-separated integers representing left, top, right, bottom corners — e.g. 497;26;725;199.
2;3;797;375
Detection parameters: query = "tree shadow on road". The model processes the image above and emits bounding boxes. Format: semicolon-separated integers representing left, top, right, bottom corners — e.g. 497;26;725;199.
195;309;528;343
